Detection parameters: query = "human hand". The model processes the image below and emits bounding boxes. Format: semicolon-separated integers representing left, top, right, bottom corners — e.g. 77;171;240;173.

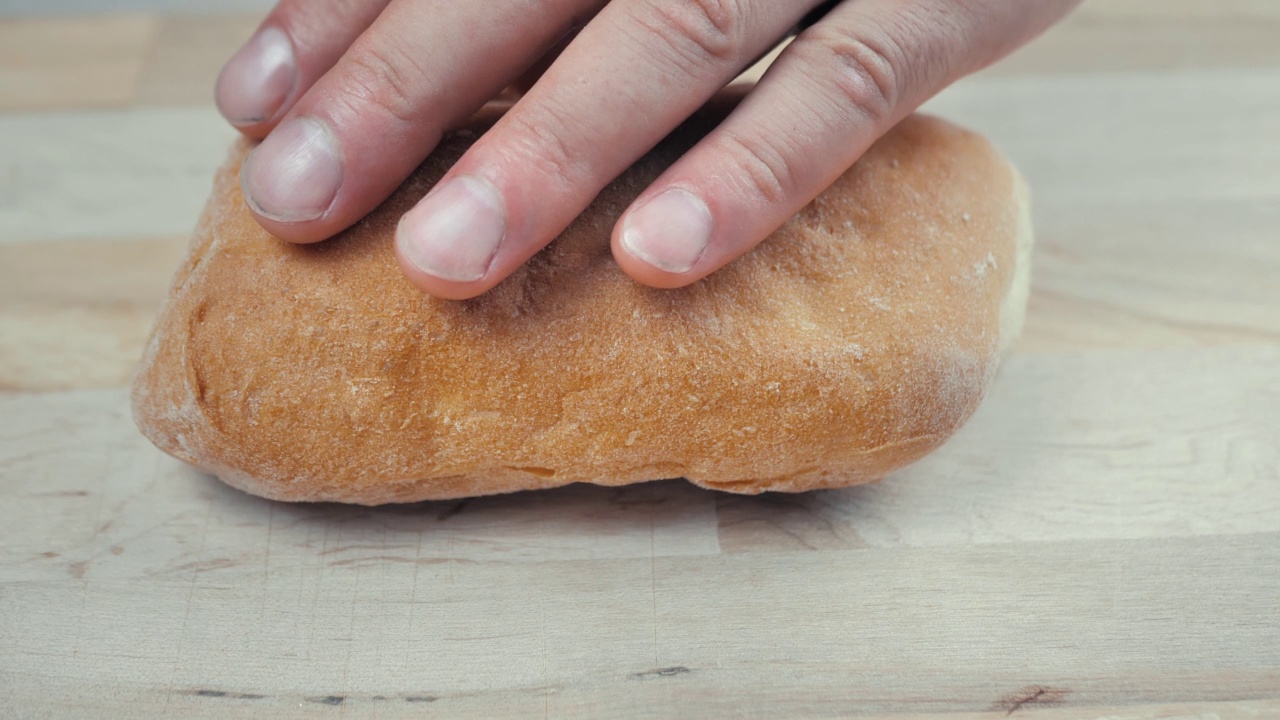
217;0;1079;299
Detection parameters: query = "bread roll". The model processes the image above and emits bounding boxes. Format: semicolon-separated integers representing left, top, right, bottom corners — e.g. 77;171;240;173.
131;106;1032;505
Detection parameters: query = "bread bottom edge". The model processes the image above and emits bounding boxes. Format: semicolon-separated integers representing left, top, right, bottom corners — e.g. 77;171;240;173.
178;426;961;505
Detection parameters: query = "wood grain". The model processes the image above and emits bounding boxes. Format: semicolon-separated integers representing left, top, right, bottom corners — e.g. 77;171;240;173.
136;15;260;106
0;237;186;391
0;107;236;244
2;1;1279;716
4;2;1271;118
1017;200;1280;351
1;347;1277;718
990;14;1280;77
717;347;1280;552
924;71;1280;206
93;5;1280;112
0;15;157;112
921;71;1280;351
1080;0;1280;20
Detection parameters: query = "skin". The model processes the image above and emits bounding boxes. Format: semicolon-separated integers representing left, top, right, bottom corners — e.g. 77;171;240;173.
217;0;1081;300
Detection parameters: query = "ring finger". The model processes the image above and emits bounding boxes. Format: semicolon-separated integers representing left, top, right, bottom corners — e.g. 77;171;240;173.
614;0;1080;286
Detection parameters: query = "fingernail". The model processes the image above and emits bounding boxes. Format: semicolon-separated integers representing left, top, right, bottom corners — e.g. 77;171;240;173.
241;117;343;223
621;188;712;274
215;26;297;127
397;176;507;283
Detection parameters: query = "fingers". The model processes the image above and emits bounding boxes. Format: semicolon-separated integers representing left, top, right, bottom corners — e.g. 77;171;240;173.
240;0;600;243
613;0;1081;287
215;0;392;137
395;0;821;299
509;27;581;96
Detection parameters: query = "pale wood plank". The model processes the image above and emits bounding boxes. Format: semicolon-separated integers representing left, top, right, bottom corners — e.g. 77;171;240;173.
924;71;1280;205
922;71;1280;352
874;700;1280;720
0;236;184;308
0;237;187;392
1018;199;1280;352
2;5;1278;718
3;0;1268;116
15;0;1274;19
986;11;1280;77
1080;0;1280;20
0;349;1276;719
1;486;1276;716
0;15;157;112
0;305;160;392
0;107;236;243
0;678;1277;720
716;345;1280;552
135;15;260;106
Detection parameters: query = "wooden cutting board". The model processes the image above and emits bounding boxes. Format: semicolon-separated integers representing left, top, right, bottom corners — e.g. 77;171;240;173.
2;2;1278;717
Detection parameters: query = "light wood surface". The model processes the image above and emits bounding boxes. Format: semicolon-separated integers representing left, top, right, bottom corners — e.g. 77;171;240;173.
1;3;1278;718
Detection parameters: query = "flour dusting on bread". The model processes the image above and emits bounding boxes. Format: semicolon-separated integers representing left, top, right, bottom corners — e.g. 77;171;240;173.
132;109;1033;504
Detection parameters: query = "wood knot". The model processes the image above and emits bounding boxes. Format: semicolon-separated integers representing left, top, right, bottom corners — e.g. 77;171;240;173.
993;685;1072;715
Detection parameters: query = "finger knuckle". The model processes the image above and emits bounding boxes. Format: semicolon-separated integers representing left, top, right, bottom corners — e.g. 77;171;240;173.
338;41;430;127
796;25;904;125
501;105;590;191
714;130;797;206
639;0;745;69
887;3;968;78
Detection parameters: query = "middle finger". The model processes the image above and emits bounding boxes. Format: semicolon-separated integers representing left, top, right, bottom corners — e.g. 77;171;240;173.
395;0;824;298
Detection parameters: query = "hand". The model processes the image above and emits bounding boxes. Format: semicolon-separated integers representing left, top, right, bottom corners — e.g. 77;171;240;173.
217;0;1079;299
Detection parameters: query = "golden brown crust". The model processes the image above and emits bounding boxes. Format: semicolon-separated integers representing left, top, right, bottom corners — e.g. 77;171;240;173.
131;108;1032;504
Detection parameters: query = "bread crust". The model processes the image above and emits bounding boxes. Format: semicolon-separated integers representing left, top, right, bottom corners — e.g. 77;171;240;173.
131;109;1032;504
